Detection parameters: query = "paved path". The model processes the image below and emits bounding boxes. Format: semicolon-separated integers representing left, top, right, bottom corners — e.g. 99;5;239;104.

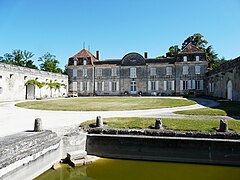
0;97;232;137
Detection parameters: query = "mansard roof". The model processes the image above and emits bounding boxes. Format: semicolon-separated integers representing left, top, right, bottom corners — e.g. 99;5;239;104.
179;43;205;54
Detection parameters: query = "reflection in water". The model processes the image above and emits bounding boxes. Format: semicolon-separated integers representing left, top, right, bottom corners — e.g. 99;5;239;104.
36;158;240;180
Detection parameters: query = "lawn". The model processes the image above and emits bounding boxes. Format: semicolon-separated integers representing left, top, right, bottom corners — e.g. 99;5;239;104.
175;101;240;117
80;117;240;132
15;97;196;111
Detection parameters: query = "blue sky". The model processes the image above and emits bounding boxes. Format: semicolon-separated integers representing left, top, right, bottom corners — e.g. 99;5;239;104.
0;0;240;69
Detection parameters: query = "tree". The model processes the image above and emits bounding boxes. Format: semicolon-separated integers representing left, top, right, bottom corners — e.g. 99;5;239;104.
38;53;62;73
181;33;208;50
0;50;38;69
36;81;46;98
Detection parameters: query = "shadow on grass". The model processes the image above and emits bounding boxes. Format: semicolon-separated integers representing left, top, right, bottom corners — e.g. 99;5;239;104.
212;101;240;118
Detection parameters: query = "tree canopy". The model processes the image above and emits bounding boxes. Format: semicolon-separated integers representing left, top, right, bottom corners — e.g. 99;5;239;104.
38;52;62;73
0;49;38;69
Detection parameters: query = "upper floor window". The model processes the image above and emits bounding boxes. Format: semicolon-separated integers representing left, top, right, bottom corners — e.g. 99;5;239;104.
166;67;172;76
195;65;201;74
74;59;77;66
130;67;137;78
183;56;187;62
183;66;188;75
83;60;87;65
196;56;200;61
112;68;117;76
150;67;156;76
96;68;102;76
83;68;87;77
73;69;77;77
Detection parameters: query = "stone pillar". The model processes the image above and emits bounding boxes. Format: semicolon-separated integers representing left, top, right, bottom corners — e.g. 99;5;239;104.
96;116;103;127
155;118;162;129
219;119;228;132
34;118;43;132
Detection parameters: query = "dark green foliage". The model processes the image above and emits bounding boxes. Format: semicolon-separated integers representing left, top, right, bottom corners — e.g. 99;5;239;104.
38;53;62;73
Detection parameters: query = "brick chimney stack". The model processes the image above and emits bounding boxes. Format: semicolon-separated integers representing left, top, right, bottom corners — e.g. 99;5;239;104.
144;52;148;59
96;50;100;60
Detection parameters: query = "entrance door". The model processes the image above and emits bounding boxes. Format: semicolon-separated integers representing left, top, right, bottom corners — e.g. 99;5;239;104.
130;81;137;94
227;80;232;100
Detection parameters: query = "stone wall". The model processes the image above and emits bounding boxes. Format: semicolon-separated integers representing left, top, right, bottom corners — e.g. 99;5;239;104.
0;63;68;101
206;57;240;101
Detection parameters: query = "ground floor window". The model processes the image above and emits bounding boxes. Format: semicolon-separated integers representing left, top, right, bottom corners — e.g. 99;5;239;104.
72;82;77;91
112;82;117;92
131;81;136;92
183;80;188;90
83;82;88;91
196;80;200;90
151;81;156;91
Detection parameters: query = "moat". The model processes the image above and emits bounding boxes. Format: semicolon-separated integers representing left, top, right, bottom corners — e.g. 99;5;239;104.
36;158;240;180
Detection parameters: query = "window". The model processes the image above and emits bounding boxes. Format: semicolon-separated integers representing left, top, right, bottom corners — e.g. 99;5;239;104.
196;56;200;61
112;82;117;92
97;82;102;91
83;82;88;91
183;80;188;90
0;87;2;94
130;67;136;78
131;81;136;92
183;56;187;62
73;69;77;77
112;68;117;76
83;68;87;77
166;67;172;75
195;66;201;74
83;60;87;65
0;75;2;79
96;69;102;76
10;74;14;78
74;60;77;66
150;68;156;76
167;81;172;90
183;66;189;75
151;81;156;91
196;80;200;90
72;82;77;91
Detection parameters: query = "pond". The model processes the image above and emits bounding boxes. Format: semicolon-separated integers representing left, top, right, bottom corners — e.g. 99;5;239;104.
36;158;240;180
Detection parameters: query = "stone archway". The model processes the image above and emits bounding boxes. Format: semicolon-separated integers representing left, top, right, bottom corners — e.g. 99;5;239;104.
227;80;232;101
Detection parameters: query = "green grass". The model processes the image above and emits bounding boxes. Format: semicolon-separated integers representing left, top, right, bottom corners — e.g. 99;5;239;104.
175;101;240;116
15;97;196;111
80;117;240;132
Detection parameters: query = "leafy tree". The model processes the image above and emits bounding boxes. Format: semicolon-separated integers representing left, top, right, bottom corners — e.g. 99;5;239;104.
0;50;38;69
181;33;208;50
38;53;62;73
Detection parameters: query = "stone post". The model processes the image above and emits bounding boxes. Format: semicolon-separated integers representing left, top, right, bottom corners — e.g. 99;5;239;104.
219;119;228;132
34;118;43;132
96;116;103;127
155;118;162;129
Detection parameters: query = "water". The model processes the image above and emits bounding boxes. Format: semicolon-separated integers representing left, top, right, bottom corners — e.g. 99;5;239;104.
36;158;240;180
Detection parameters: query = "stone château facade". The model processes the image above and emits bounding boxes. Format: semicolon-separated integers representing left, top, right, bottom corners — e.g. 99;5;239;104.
67;44;208;96
0;63;68;101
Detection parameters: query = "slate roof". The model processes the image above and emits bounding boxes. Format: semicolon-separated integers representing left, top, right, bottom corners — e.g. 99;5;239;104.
179;43;205;54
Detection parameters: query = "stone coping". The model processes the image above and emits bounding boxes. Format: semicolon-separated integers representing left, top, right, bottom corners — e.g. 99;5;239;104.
85;127;240;140
0;130;60;169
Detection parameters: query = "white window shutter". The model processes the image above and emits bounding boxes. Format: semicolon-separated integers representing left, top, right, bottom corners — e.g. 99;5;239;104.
73;82;77;91
148;81;151;91
163;81;167;91
180;80;183;91
80;82;83;91
87;82;90;91
95;82;98;91
188;80;192;89
192;80;196;89
116;81;119;91
171;81;175;91
200;80;204;90
109;81;112;91
156;81;159;90
102;82;104;91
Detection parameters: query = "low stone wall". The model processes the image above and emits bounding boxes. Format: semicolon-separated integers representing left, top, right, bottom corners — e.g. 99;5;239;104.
0;130;61;180
86;128;240;166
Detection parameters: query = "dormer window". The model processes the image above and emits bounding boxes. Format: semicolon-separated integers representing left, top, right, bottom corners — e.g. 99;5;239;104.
74;60;77;66
183;56;187;62
83;60;87;65
196;56;200;61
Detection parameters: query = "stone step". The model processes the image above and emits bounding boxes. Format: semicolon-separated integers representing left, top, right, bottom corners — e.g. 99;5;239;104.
66;150;87;161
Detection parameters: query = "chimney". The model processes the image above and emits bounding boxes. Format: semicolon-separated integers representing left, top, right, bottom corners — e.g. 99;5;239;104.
174;45;178;57
144;52;148;59
96;50;100;60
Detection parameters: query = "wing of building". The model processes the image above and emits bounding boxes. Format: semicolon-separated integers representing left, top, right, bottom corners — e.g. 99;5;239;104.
67;44;209;97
